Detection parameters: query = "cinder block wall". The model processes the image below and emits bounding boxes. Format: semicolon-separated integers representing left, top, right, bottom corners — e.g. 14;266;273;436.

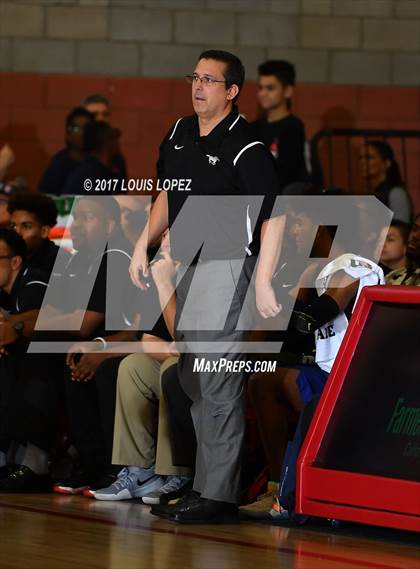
1;0;419;84
0;1;419;207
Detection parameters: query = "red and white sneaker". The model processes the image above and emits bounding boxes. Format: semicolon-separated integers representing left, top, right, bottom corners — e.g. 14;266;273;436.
53;470;99;495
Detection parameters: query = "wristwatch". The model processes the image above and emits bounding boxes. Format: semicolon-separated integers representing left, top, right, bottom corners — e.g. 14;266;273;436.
13;321;24;338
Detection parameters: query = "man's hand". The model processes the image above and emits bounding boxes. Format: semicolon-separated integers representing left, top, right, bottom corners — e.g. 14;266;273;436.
0;314;18;346
66;341;101;369
69;353;106;382
150;251;178;288
129;241;149;290
256;281;282;319
168;341;180;357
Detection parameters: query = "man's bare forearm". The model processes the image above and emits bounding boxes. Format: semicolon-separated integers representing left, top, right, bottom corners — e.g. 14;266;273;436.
256;215;285;284
138;192;169;250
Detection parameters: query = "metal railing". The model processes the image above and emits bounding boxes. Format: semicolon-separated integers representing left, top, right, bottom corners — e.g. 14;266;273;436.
309;128;420;200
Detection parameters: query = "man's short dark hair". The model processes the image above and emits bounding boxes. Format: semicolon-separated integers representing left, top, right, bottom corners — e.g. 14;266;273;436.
390;219;410;244
0;228;27;259
8;193;58;228
258;60;296;87
83;121;119;154
198;50;245;103
81;93;111;109
66;107;94;128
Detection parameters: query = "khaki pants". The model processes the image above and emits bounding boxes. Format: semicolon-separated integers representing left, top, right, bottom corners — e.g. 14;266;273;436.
112;353;191;476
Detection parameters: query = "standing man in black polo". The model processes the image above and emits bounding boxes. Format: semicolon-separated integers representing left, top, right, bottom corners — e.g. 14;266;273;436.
130;50;284;523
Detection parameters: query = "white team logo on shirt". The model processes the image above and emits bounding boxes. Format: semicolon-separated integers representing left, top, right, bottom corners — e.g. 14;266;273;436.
206;154;220;166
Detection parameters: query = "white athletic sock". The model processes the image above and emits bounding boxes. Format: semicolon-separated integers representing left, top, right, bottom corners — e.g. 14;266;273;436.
127;465;152;474
21;443;49;475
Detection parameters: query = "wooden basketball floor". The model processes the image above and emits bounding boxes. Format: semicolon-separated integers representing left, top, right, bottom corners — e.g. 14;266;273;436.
0;494;418;569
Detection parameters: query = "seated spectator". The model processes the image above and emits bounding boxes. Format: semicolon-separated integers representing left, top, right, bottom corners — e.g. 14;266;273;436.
8;192;71;276
378;220;410;276
89;235;192;503
0;229;63;492
31;196;138;491
240;191;384;519
62;122;123;196
82;94;127;179
38;107;94;196
386;213;420;286
250;60;307;191
360;140;413;224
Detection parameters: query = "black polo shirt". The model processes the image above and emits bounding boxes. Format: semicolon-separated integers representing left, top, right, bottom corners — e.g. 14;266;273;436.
250;114;308;191
157;107;281;263
47;232;137;337
27;238;72;278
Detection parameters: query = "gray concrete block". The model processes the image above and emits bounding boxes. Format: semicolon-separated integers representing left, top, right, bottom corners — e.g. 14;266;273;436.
76;40;139;75
394;0;420;18
46;6;108;39
206;0;269;11
109;0;145;5
0;38;11;71
13;1;77;4
142;44;203;77
142;0;205;7
111;8;172;42
175;11;235;44
392;53;420;86
201;45;267;79
332;0;392;17
12;38;75;73
331;51;391;84
238;14;298;46
79;1;110;6
301;16;360;48
363;19;420;51
268;0;300;14
0;2;44;37
267;47;329;82
302;0;332;15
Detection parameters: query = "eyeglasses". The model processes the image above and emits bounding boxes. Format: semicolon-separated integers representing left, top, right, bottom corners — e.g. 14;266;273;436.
185;74;227;86
66;124;83;134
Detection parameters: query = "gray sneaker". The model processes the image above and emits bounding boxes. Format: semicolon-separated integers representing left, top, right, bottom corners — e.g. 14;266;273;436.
142;475;192;505
94;467;164;501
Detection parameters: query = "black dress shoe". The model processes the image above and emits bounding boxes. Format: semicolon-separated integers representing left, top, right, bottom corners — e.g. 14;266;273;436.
0;466;51;493
150;490;200;519
170;497;239;524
